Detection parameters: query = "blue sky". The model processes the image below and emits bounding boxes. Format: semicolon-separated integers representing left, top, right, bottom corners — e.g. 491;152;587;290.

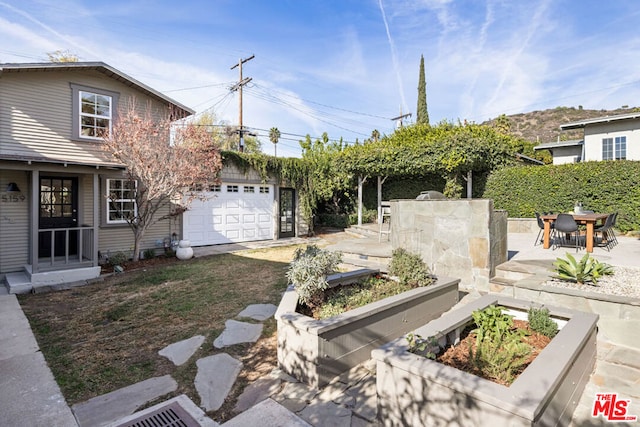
2;0;640;157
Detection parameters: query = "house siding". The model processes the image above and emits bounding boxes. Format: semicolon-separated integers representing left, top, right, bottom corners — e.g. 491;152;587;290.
0;69;169;166
0;169;30;274
583;119;640;161
0;65;189;278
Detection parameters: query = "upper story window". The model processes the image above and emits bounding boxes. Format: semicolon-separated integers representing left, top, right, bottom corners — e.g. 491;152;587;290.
80;91;111;138
602;136;626;160
106;179;137;224
70;83;119;141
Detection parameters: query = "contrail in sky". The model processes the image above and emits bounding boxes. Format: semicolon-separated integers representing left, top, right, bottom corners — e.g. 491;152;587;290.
378;0;408;117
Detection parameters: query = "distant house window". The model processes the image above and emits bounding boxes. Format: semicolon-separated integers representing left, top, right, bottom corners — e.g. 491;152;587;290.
615;136;627;160
602;138;613;160
244;186;255;193
70;84;119;141
260;186;270;194
209;184;221;192
106;179;137;224
602;137;626;160
227;185;239;193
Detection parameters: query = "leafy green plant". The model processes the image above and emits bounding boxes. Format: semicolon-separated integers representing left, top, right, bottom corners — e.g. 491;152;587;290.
553;253;614;285
286;245;342;308
388;248;435;288
406;333;439;359
469;305;531;384
527;307;559;338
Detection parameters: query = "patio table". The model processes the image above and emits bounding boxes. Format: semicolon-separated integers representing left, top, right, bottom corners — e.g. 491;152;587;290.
540;213;609;253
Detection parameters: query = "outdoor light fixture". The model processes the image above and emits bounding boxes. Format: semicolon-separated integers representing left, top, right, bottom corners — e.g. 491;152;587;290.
6;182;21;192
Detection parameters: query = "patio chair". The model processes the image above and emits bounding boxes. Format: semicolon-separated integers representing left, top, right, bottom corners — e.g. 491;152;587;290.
595;212;618;250
593;214;615;251
534;212;554;246
553;213;582;252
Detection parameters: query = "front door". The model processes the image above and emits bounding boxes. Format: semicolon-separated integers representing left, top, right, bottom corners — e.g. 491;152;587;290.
279;188;295;238
39;177;78;258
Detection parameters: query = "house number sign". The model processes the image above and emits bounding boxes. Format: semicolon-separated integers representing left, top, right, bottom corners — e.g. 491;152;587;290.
1;193;26;202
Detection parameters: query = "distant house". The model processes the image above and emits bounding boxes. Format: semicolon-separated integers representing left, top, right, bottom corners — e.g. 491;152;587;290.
534;111;640;164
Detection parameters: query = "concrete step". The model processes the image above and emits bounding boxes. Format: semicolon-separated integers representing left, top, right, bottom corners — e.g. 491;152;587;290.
5;272;32;294
346;225;380;238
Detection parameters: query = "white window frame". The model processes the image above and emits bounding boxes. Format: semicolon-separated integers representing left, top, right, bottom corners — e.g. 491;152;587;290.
70;83;119;141
106;179;137;224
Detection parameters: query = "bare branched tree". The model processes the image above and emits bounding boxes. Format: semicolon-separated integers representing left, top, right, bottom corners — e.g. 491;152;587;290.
103;99;223;261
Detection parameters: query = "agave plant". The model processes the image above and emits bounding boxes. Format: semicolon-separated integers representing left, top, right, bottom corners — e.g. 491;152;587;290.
553;253;614;285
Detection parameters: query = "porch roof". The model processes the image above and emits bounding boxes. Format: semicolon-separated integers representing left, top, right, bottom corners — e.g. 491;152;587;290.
0;153;125;169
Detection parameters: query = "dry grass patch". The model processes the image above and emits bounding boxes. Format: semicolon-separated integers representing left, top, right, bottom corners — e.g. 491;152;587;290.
18;246;301;421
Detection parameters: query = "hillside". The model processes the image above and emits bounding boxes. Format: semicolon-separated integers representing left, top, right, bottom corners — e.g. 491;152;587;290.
484;106;640;144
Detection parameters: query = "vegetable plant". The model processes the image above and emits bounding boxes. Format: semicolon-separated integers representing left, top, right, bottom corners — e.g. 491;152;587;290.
527;307;558;338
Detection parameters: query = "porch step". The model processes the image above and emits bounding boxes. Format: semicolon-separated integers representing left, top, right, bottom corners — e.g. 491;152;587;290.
5;272;32;295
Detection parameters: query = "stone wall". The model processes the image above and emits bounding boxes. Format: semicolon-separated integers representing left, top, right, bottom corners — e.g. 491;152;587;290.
390;199;507;291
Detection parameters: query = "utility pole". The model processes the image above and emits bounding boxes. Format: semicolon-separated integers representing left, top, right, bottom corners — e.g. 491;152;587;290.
391;107;411;129
230;54;254;152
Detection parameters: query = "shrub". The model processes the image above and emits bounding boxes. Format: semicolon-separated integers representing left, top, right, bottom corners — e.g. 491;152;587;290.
470;305;531;384
527;307;558;338
484;160;640;232
553;253;614;285
286;245;342;308
107;251;129;266
388;248;435;288
143;248;156;260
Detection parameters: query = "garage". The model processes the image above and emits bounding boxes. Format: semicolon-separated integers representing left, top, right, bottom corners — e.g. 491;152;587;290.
183;183;275;246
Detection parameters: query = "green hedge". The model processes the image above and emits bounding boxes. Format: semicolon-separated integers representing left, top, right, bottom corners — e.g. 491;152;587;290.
483;161;640;232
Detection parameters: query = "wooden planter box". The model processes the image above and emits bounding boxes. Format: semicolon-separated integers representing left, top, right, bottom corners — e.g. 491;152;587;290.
372;294;599;427
275;271;460;388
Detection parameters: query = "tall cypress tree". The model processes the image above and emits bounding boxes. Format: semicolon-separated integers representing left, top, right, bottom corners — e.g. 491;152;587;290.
416;54;429;125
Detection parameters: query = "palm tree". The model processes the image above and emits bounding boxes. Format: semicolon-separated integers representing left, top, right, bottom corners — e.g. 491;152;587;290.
269;127;281;157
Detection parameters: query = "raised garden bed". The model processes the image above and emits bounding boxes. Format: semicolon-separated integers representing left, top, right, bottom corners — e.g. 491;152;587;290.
275;269;460;388
372;294;598;427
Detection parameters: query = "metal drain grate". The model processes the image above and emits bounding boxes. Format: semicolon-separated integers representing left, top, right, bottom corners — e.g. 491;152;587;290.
114;401;201;427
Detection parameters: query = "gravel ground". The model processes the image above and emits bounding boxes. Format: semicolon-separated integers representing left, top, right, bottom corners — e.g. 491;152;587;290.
544;265;640;298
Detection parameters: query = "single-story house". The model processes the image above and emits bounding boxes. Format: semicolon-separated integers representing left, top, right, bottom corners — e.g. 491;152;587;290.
0;62;306;293
535;111;640;164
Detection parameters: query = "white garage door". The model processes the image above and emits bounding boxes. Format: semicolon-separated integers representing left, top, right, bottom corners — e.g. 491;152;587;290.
183;183;274;246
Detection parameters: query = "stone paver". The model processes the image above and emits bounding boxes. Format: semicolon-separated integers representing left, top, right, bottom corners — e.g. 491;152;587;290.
237;303;277;321
158;335;205;366
299;400;352;427
233;376;282;413
195;353;243;411
213;319;263;348
222;398;312;427
72;375;177;427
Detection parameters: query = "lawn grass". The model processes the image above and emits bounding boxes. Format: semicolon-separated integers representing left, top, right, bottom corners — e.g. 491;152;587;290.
18;246;300;417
